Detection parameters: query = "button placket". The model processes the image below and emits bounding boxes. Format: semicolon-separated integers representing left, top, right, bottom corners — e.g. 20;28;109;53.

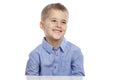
52;49;60;75
54;65;57;69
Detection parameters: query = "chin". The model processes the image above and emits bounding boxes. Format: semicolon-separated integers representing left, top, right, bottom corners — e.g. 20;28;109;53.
53;37;63;41
52;34;64;41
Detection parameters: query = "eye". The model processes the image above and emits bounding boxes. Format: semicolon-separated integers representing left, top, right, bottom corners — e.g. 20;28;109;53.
62;21;66;24
51;19;56;22
62;20;67;24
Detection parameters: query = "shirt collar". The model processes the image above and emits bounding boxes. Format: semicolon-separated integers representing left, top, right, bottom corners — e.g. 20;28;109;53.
60;37;67;53
42;37;67;54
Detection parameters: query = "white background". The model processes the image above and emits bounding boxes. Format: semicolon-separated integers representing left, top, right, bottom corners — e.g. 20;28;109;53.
0;0;120;80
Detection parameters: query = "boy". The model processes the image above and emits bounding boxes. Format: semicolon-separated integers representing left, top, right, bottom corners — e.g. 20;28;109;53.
25;3;85;76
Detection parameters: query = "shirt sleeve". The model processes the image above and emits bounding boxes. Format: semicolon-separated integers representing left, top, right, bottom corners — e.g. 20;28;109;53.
25;52;40;76
71;48;85;76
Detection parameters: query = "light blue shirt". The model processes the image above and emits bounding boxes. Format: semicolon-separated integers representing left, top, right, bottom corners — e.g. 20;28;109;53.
25;38;85;76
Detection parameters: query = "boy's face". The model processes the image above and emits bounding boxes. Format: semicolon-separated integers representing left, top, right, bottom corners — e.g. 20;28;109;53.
40;9;68;41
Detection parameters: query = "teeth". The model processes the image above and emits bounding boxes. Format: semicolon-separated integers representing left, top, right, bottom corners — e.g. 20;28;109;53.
54;30;60;32
53;29;62;32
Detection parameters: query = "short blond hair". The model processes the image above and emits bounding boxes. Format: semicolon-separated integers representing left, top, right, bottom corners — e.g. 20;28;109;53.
41;3;69;21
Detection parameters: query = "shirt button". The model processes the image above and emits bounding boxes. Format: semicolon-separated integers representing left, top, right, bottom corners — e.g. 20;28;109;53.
56;53;58;56
54;66;56;69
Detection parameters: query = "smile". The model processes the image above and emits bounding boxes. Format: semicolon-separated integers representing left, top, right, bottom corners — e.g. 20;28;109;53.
53;29;62;32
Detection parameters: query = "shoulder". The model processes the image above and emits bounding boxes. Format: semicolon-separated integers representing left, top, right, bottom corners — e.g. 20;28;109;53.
66;41;83;57
66;41;83;60
29;44;43;57
66;41;81;52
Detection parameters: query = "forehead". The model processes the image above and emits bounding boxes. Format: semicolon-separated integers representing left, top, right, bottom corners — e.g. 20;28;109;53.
47;9;68;19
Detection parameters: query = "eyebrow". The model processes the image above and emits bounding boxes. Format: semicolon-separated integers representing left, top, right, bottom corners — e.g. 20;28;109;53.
50;18;67;21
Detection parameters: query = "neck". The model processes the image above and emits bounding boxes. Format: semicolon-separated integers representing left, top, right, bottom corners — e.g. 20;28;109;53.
45;37;63;49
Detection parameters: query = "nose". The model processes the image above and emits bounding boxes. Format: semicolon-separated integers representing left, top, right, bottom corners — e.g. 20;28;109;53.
56;21;61;28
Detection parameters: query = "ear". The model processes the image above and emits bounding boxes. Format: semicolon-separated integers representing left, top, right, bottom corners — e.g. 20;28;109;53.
40;21;44;30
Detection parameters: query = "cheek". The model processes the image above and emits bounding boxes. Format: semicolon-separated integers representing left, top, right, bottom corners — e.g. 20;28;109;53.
44;26;52;34
63;26;67;31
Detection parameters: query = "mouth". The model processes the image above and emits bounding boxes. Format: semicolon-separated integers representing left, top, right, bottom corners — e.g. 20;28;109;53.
53;29;62;33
